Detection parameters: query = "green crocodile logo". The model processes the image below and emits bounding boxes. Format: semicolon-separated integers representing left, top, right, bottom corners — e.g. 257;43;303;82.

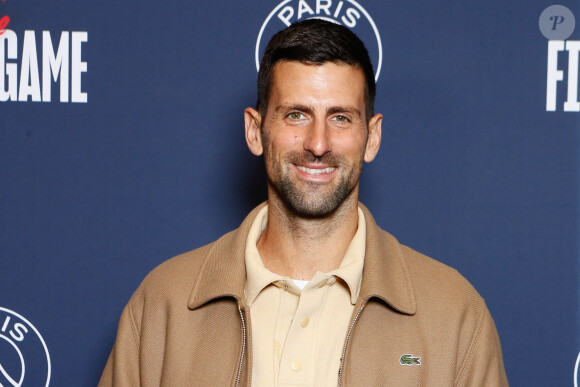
400;354;421;366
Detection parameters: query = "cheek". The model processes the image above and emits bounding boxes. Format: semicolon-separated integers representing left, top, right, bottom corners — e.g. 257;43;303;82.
334;133;368;157
268;130;302;153
262;133;284;166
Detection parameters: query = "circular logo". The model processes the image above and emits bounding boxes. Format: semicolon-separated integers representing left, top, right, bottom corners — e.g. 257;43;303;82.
575;350;580;387
255;0;383;81
0;307;51;387
539;5;576;40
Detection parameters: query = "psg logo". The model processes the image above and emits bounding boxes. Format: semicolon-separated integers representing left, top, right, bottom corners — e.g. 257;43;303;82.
255;0;383;81
0;307;51;387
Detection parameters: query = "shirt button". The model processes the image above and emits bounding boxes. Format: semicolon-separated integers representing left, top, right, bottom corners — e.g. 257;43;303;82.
301;317;309;327
318;279;328;288
291;360;302;371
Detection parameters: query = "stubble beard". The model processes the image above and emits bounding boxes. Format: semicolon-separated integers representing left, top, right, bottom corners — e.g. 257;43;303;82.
265;150;363;218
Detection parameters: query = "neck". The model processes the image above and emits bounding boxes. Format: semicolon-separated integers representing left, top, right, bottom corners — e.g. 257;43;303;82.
257;191;360;280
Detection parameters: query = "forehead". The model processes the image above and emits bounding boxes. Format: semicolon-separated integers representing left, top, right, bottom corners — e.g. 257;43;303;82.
268;61;366;109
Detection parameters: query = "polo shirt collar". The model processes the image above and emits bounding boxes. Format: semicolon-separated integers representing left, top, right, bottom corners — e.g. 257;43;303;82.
244;205;280;306
243;205;366;307
188;202;417;316
324;207;365;304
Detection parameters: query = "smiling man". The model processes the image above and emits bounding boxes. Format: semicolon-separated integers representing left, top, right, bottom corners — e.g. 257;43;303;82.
99;20;508;386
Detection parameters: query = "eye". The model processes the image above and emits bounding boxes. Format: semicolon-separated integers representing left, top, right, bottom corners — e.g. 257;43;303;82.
288;112;305;120
332;115;350;122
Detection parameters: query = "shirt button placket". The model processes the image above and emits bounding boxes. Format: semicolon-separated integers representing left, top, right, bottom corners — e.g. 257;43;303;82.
291;360;302;371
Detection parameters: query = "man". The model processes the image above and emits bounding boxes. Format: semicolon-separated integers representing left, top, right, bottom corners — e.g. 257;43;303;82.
99;20;508;386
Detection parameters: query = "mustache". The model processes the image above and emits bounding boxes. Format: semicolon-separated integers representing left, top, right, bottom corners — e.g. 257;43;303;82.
285;150;344;166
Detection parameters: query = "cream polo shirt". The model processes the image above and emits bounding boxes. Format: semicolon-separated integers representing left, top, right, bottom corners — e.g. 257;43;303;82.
244;205;366;387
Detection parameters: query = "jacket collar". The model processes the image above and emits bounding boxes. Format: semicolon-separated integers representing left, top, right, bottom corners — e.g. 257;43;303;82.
357;203;417;315
187;203;265;309
188;202;417;315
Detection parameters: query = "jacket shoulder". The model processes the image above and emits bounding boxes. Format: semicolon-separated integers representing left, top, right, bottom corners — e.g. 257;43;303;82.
132;229;237;303
397;240;484;306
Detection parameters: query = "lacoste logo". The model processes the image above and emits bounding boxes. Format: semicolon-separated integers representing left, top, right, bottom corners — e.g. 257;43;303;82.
400;354;421;366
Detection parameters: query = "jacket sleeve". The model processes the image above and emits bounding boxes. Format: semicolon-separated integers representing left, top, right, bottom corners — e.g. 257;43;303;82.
455;305;509;386
98;298;141;386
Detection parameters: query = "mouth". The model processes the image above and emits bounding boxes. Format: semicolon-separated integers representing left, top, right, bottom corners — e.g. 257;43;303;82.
295;165;336;175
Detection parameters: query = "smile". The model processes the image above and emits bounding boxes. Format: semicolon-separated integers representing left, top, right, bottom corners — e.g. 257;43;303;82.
295;165;336;175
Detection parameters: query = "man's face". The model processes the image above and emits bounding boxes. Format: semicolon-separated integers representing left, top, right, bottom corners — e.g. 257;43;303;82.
245;61;382;217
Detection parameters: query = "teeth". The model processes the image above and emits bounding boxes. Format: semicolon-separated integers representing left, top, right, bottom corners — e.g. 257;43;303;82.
296;165;336;175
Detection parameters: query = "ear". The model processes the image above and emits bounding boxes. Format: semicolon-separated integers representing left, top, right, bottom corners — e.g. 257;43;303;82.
364;113;382;162
244;107;263;156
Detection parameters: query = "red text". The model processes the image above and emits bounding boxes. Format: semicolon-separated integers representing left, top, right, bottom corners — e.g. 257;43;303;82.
0;15;9;35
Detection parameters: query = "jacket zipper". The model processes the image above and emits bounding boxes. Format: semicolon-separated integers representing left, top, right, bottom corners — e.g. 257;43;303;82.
236;305;246;387
337;302;365;387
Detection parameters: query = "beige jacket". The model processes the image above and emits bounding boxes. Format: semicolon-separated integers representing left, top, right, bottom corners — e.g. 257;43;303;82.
99;203;508;386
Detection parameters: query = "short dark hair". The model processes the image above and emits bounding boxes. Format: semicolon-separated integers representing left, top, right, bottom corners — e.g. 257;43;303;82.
257;19;376;121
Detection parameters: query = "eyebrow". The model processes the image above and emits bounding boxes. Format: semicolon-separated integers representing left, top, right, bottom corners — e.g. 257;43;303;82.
275;104;362;118
326;105;362;118
275;104;315;115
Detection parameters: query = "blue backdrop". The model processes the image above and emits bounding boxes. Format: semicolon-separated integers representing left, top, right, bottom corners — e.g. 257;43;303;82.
1;0;578;385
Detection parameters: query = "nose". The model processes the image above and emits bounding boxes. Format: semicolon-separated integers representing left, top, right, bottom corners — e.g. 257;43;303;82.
303;118;331;157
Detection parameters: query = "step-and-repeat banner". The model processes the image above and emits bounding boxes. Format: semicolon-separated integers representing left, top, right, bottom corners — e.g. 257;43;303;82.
1;0;578;385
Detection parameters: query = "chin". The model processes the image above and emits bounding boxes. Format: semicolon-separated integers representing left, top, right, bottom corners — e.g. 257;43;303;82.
285;200;340;218
280;186;354;219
